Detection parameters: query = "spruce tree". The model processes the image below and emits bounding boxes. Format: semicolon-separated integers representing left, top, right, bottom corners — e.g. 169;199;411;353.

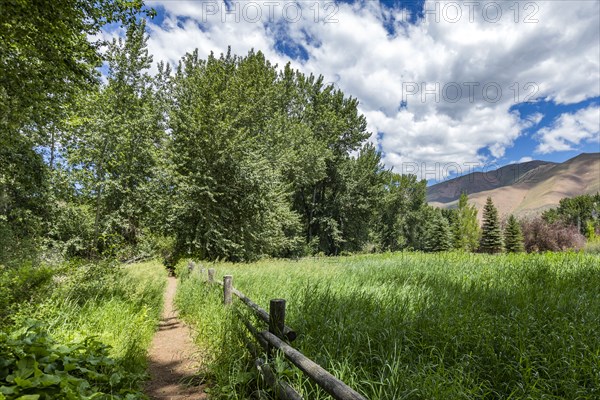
479;197;503;253
425;209;452;252
504;215;524;253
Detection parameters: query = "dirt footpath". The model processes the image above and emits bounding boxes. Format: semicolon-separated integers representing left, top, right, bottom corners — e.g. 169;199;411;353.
145;276;208;400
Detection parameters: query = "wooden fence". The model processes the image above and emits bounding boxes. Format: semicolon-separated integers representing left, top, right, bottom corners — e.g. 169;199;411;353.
188;262;367;400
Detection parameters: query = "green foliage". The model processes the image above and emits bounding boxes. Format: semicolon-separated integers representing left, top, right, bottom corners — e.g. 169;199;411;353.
0;264;54;326
479;197;503;253
179;253;600;399
375;173;427;251
3;1;595;265
2;261;165;399
167;49;384;261
503;215;524;253
45;203;95;259
64;21;165;259
0;322;147;399
0;0;149;263
584;239;600;254
0;135;48;266
452;193;480;252
542;193;600;235
425;209;452;252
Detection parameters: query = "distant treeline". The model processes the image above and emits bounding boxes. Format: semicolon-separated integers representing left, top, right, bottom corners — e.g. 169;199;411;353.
1;9;598;265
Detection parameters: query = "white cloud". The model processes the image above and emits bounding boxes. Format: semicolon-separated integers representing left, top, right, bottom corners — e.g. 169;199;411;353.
535;105;600;154
141;0;600;176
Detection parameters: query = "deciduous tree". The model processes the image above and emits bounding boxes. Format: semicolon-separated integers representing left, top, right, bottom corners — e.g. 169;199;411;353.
452;193;480;252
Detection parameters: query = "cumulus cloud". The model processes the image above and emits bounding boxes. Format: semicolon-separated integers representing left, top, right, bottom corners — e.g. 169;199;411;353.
141;0;600;176
535;105;600;154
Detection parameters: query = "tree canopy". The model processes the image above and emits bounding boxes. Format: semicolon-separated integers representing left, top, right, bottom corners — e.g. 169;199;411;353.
3;4;591;264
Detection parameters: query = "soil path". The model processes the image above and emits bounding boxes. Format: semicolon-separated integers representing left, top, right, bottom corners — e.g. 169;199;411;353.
145;276;208;400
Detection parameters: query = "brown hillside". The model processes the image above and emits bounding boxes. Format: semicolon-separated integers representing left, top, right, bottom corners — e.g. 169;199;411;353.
429;153;600;220
426;160;553;203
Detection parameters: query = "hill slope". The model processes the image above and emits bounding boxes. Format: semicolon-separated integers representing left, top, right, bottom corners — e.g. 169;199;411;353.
428;153;600;219
427;160;554;203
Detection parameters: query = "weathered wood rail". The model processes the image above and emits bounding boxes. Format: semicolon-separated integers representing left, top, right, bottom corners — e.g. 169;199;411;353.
187;261;367;400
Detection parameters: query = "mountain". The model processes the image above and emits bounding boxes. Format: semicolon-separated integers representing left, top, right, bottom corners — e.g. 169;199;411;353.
428;153;600;219
427;160;554;204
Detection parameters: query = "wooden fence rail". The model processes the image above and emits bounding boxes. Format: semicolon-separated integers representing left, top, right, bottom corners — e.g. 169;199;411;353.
189;263;367;400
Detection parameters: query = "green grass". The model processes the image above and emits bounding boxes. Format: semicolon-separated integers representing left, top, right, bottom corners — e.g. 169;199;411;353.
2;260;167;396
176;252;600;399
36;261;166;369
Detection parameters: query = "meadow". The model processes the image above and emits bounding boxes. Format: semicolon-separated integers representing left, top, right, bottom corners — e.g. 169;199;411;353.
176;252;600;399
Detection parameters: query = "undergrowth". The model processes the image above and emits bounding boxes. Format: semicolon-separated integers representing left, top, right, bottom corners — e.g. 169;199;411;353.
176;252;600;399
0;260;166;399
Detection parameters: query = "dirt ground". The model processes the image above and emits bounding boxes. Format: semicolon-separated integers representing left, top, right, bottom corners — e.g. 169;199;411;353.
145;277;209;400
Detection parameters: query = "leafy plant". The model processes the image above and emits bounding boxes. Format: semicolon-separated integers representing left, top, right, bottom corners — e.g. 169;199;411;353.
0;322;147;399
452;193;480;252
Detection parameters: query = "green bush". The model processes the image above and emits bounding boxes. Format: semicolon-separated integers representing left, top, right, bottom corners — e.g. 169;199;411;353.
584;238;600;255
3;260;166;398
0;263;54;326
0;322;146;399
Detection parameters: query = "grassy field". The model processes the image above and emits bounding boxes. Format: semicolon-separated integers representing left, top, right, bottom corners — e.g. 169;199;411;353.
1;260;166;398
176;252;600;399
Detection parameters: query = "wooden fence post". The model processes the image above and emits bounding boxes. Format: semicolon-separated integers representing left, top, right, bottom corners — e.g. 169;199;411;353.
223;275;233;305
268;299;286;356
208;268;215;283
269;299;286;339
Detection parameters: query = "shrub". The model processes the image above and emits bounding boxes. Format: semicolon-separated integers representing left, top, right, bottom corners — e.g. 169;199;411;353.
521;217;585;252
0;322;146;399
0;263;54;327
584;237;600;255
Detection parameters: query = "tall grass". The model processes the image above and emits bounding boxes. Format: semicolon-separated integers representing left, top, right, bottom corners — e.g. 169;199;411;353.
10;260;167;372
176;252;600;399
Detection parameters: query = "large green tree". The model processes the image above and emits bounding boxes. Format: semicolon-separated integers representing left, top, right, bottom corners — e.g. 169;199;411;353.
0;0;147;263
168;50;301;261
542;193;600;235
425;209;452;252
375;173;427;251
64;21;164;257
165;48;385;260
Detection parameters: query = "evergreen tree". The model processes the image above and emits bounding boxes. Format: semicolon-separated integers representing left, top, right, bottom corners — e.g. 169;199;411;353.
452;192;480;252
426;209;452;252
504;215;524;253
479;197;503;253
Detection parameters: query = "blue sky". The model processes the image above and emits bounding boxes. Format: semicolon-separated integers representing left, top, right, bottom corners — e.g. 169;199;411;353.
127;0;600;181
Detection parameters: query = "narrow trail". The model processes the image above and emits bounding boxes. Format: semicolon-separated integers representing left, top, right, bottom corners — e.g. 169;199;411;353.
145;276;208;400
